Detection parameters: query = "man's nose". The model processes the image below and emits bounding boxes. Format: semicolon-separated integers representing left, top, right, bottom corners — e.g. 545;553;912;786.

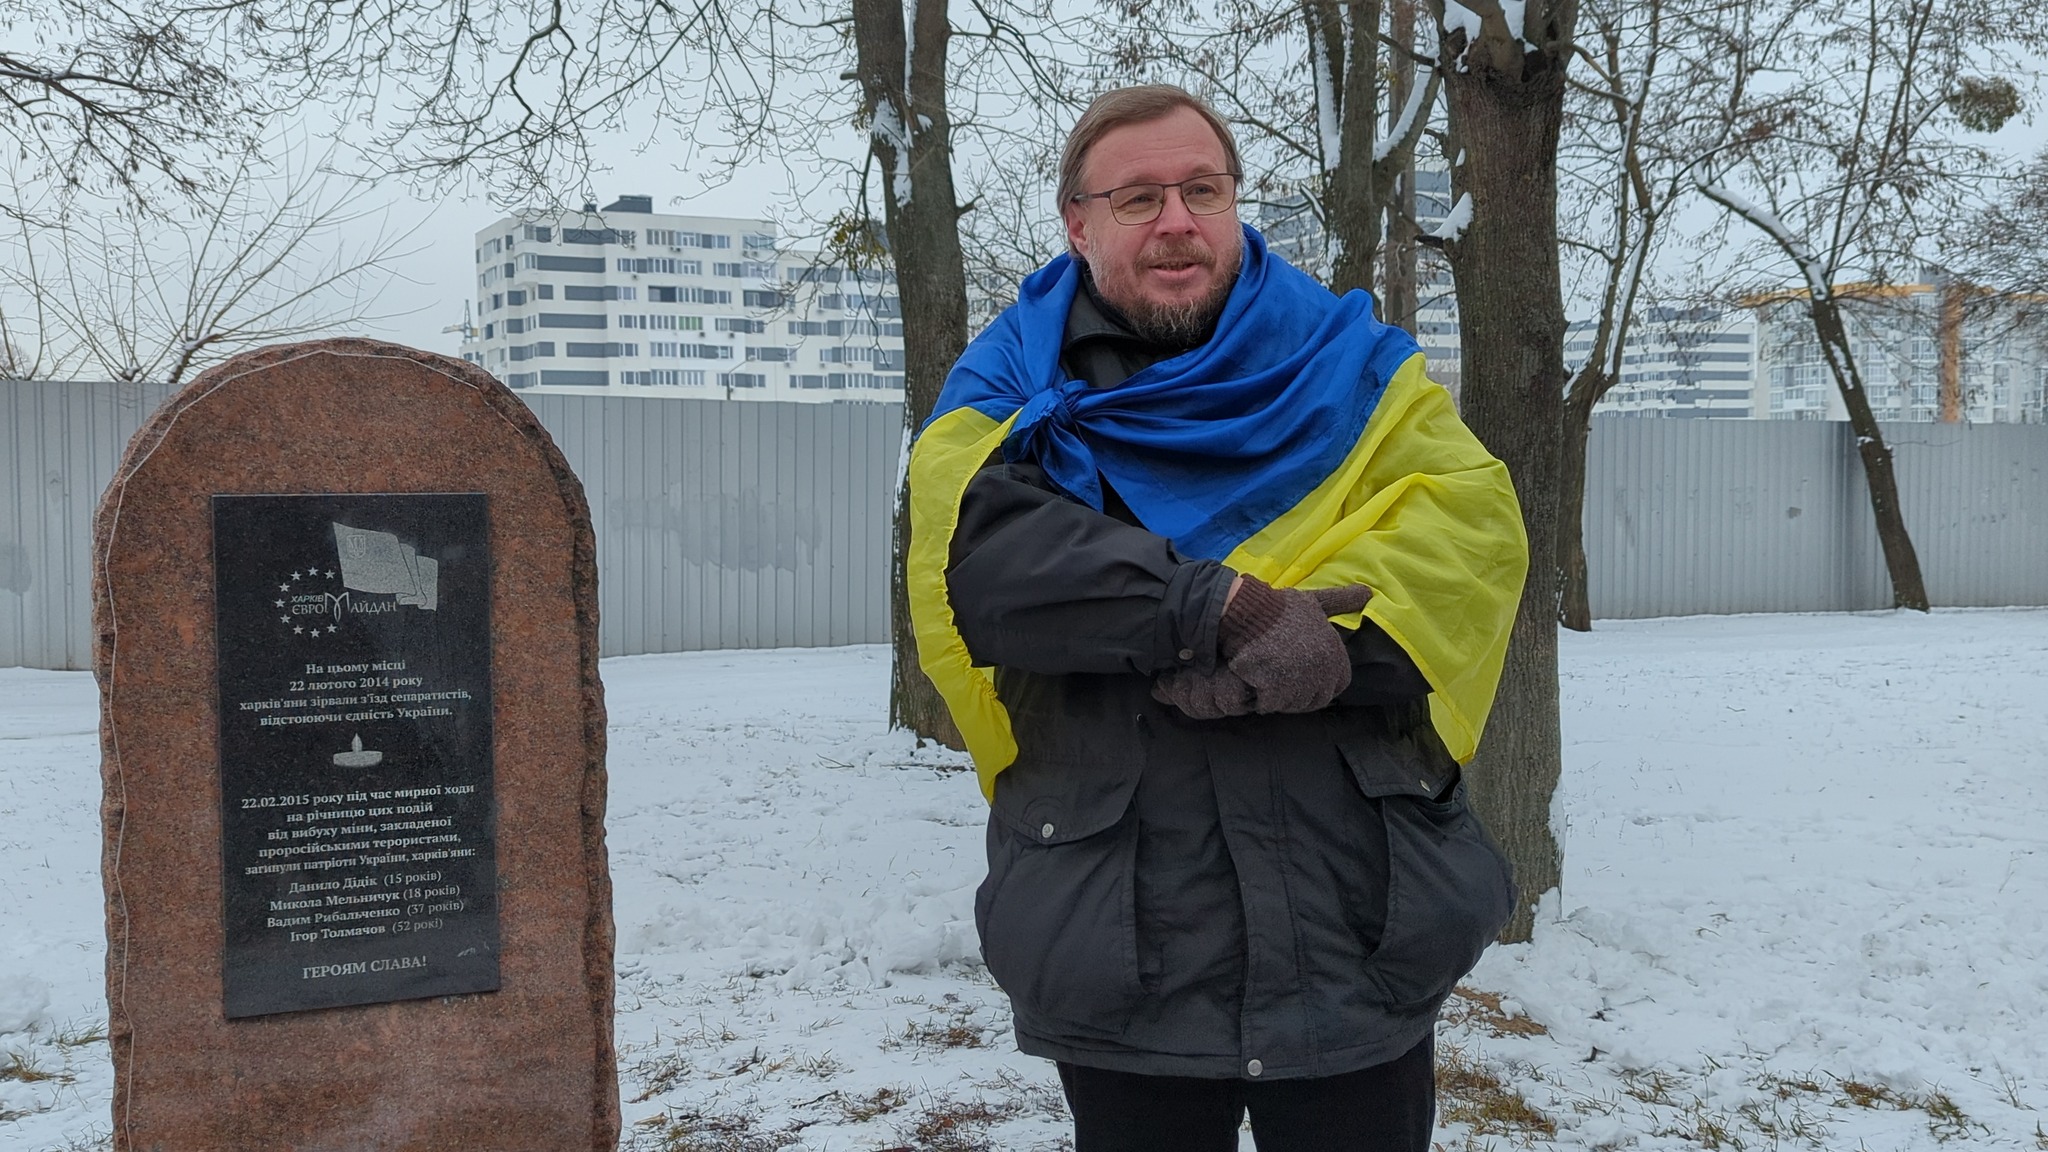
1152;186;1201;233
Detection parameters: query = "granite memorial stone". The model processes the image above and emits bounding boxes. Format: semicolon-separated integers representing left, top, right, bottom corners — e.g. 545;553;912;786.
94;338;617;1151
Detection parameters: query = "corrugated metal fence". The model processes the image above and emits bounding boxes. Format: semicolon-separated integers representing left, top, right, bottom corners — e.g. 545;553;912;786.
6;381;2046;668
2;380;178;670
2;381;900;669
519;393;899;657
1583;418;2048;617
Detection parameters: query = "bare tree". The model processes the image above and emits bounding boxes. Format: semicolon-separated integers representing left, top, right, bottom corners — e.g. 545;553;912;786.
1688;0;2043;611
0;0;322;216
1380;0;1426;330
1099;0;1440;297
846;0;975;743
1949;149;2048;306
1427;0;1576;944
317;0;1078;744
1551;0;1782;629
0;152;419;386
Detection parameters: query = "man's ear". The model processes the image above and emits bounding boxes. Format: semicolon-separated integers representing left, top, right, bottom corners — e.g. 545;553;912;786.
1062;203;1090;260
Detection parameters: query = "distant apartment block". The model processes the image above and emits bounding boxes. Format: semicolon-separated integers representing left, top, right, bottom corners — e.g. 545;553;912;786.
1748;283;2048;423
1566;307;1758;418
1257;162;1462;398
462;196;904;401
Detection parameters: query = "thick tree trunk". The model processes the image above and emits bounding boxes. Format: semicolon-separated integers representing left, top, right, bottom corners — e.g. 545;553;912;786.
1556;367;1603;631
1310;0;1384;295
1382;0;1421;330
853;0;970;745
1441;26;1569;944
1810;298;1931;611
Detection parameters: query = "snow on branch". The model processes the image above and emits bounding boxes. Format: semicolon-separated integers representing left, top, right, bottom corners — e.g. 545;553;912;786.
872;100;915;210
1372;76;1432;163
1432;193;1474;243
1310;25;1342;170
1691;164;1829;302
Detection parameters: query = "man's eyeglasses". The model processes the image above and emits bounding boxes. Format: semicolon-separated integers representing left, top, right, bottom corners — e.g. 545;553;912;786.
1070;173;1241;225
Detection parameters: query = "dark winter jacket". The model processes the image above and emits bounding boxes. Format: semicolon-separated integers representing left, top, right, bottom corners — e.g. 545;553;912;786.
940;282;1518;1079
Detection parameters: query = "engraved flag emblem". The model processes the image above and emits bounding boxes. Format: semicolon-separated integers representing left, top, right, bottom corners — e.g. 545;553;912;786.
332;523;439;610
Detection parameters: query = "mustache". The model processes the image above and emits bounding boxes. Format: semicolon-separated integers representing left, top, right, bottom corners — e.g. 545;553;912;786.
1142;242;1215;269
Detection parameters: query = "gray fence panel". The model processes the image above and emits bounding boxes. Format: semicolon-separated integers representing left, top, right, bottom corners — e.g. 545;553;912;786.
1584;418;2048;619
13;379;2043;669
1;380;176;669
1889;422;2048;608
513;393;901;657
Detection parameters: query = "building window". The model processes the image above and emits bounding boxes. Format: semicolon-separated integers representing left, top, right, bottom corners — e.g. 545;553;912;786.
524;253;606;274
540;369;608;386
539;312;608;330
537;284;555;299
716;317;765;333
719;372;768;389
566;342;637;358
507;290;526;306
646;230;730;249
620;369;707;386
507;371;538;388
743;289;789;309
747;346;796;362
617;257;703;275
563;227;632;245
651;342;733;360
824;372;899;390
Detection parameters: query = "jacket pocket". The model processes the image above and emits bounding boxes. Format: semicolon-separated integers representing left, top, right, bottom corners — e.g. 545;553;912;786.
976;760;1144;1039
1339;737;1516;1014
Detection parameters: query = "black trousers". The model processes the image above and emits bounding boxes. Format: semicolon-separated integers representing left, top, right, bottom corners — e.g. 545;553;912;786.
1057;1033;1435;1152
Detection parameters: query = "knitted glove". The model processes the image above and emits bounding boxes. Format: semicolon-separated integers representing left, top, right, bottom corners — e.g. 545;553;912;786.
1307;583;1374;618
1150;664;1258;720
1219;576;1373;714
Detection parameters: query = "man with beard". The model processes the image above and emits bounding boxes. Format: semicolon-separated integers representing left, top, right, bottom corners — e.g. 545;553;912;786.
905;85;1530;1151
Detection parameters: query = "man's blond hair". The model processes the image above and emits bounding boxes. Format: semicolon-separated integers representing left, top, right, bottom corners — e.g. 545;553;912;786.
1056;85;1242;214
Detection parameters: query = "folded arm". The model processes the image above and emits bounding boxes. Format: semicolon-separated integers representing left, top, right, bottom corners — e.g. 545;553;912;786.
945;461;1428;708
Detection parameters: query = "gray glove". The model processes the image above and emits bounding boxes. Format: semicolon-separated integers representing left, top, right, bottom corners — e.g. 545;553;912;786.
1218;576;1373;714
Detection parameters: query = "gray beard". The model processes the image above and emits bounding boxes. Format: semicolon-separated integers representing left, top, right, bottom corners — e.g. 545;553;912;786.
1095;267;1239;348
1124;294;1224;347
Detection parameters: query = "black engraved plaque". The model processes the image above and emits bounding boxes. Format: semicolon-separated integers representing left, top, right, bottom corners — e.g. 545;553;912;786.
213;494;499;1018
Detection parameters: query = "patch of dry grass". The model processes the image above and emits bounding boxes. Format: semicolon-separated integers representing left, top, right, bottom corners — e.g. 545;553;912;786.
628;1107;807;1152
0;1049;68;1084
896;1093;1025;1152
1436;1041;1556;1141
881;994;996;1054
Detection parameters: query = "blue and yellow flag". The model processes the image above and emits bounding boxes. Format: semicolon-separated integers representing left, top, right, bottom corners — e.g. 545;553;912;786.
910;226;1529;799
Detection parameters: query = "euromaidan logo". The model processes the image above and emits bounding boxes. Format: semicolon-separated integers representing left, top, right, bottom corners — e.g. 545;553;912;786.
266;524;441;644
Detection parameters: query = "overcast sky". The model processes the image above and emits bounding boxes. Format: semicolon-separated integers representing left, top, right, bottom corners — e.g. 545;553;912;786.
316;67;2048;362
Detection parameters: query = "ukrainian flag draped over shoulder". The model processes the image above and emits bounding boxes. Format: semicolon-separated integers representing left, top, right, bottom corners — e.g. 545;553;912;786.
909;225;1528;799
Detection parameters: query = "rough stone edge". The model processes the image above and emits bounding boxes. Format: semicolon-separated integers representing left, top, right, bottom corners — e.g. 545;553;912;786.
90;337;618;1151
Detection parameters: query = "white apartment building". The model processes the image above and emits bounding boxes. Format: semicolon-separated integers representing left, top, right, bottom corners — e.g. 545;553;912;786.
1750;284;2048;423
1256;162;1463;398
1565;307;1758;418
462;196;904;401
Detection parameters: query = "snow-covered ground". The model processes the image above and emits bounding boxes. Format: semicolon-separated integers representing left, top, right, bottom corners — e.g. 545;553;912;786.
3;610;2045;1151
